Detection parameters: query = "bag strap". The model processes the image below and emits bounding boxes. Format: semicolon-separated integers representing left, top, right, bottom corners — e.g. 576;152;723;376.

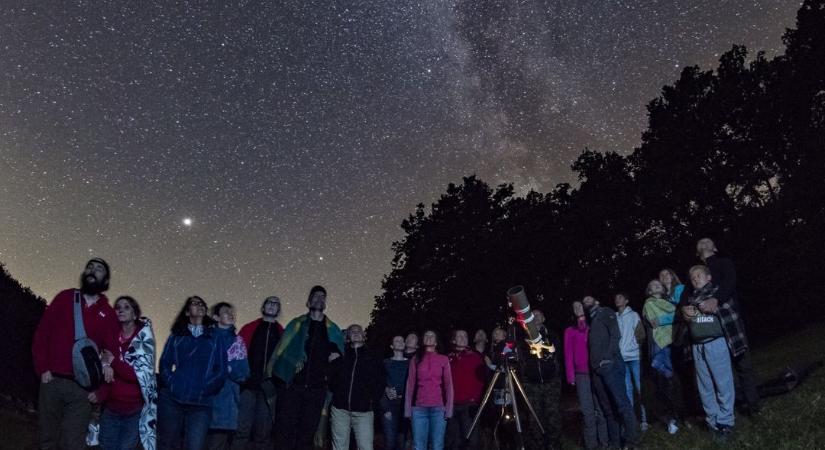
73;290;88;340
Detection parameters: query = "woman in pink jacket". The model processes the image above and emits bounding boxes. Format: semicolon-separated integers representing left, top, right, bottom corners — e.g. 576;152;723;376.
405;330;454;450
564;301;608;449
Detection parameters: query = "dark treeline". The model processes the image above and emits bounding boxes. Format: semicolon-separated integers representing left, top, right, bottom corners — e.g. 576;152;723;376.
0;264;46;405
368;1;825;349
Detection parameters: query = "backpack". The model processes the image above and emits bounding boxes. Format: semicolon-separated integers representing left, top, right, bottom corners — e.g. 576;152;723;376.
72;291;104;390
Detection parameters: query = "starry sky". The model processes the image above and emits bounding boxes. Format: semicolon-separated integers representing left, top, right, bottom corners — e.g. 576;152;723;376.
0;1;799;347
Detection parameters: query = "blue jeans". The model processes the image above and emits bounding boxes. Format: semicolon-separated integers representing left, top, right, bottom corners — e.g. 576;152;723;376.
651;345;674;378
693;338;735;428
99;408;141;450
592;357;639;447
158;389;212;450
381;397;405;450
411;406;447;450
623;360;647;423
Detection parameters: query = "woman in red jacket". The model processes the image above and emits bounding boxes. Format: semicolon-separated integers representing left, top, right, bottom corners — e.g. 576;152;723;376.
98;296;157;450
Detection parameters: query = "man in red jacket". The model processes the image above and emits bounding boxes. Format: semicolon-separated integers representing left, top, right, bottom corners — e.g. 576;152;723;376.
446;329;486;450
32;257;119;450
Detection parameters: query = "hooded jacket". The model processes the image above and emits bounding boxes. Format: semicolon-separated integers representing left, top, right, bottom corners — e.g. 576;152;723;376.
616;306;642;361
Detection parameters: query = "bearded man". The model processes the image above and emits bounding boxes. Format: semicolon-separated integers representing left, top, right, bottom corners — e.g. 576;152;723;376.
32;258;119;450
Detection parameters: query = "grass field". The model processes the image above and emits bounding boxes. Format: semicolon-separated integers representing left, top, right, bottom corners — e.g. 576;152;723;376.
602;322;825;450
3;322;824;450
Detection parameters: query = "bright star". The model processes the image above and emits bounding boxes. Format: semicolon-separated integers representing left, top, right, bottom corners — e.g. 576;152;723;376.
182;217;193;226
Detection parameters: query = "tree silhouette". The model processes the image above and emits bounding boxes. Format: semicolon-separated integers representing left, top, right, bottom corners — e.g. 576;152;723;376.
369;0;825;350
0;264;46;406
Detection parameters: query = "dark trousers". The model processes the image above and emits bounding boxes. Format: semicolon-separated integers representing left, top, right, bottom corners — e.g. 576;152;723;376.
445;404;480;450
653;372;678;421
672;345;703;418
521;379;561;450
380;397;406;450
275;384;328;450
732;349;761;412
38;377;93;450
591;358;639;447
232;389;274;450
206;430;232;450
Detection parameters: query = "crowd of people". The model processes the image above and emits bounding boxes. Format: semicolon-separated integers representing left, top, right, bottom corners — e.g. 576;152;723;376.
563;237;760;448
31;237;758;450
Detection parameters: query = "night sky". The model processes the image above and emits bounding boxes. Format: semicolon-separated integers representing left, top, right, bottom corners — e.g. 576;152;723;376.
0;1;799;346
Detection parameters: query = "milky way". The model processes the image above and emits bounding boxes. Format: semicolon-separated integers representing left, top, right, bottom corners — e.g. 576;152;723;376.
0;1;799;347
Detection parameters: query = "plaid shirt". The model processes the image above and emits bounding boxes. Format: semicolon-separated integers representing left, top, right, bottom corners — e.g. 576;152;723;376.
690;283;748;357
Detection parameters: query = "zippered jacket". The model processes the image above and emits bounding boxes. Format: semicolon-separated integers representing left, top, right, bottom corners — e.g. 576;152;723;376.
587;305;621;370
329;345;384;412
32;289;118;377
564;318;590;384
404;351;455;418
159;326;228;406
238;319;283;388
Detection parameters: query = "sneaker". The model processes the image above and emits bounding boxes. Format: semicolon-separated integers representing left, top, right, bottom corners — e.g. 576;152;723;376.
715;424;734;442
640;421;649;432
667;420;679;434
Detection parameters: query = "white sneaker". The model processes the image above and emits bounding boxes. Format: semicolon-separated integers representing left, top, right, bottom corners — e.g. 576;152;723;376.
668;420;679;434
640;421;649;432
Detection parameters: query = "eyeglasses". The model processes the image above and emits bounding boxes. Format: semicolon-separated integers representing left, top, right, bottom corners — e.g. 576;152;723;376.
189;300;206;307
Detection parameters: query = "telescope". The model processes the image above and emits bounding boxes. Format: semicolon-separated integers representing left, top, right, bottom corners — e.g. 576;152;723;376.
507;285;555;357
467;285;554;447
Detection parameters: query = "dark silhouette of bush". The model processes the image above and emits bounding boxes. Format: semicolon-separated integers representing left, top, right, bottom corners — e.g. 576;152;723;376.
0;263;46;407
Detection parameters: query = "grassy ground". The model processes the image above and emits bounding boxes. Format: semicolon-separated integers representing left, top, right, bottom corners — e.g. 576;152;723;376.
3;322;824;449
0;407;38;450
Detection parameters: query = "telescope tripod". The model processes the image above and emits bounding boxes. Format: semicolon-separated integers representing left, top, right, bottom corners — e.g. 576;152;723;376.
466;360;544;450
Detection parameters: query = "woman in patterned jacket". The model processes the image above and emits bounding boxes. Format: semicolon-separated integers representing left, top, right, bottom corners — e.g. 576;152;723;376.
98;295;158;450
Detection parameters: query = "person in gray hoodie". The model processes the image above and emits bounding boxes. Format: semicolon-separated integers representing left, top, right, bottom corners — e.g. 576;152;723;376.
614;292;648;431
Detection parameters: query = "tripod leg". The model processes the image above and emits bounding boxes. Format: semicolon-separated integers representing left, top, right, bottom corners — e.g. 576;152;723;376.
466;369;501;440
510;369;546;435
505;371;526;450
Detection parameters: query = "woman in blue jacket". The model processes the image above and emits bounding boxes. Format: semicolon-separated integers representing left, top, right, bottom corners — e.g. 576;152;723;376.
158;296;228;450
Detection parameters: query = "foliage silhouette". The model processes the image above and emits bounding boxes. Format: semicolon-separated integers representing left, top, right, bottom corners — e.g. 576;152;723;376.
368;0;825;352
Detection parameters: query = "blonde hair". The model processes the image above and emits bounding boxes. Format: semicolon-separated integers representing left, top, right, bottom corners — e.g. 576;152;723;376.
645;279;664;297
689;265;711;276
